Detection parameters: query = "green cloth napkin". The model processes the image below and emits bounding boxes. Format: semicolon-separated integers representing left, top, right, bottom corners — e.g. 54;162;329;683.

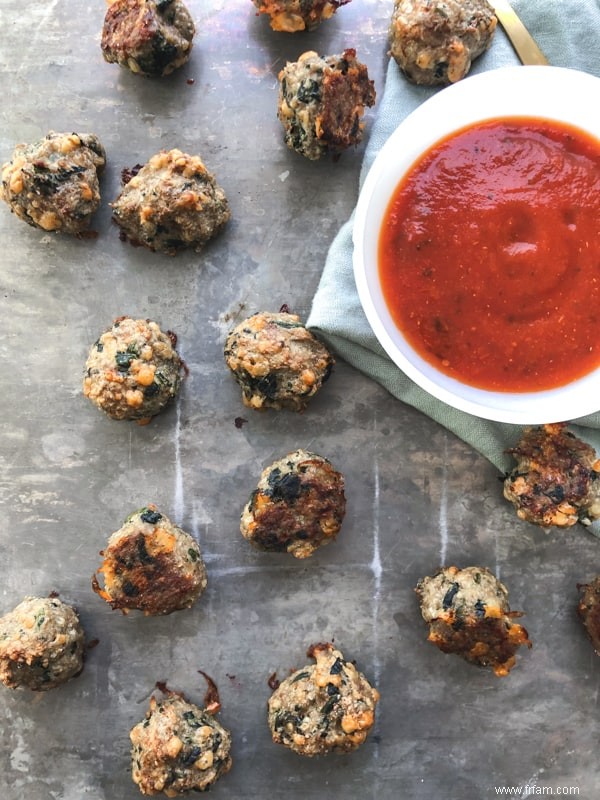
307;0;600;484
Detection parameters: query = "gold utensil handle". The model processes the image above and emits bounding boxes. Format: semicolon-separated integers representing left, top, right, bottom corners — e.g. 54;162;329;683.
491;0;549;65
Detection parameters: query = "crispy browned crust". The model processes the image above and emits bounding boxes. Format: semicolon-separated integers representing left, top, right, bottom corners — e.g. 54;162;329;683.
504;423;600;528
577;577;600;655
243;453;345;558
425;614;531;677
318;49;376;149
253;0;351;32
102;0;194;76
102;1;156;53
92;532;200;615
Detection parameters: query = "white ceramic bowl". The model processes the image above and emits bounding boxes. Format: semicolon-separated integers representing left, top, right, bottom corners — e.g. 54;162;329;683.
353;65;600;424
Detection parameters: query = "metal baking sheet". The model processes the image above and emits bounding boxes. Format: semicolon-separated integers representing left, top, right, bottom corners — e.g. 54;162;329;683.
1;1;598;798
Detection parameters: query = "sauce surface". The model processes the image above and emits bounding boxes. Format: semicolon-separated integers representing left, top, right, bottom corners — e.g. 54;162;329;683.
379;117;600;392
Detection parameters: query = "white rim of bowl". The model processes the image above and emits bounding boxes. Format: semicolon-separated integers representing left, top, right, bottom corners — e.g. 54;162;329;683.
353;65;600;424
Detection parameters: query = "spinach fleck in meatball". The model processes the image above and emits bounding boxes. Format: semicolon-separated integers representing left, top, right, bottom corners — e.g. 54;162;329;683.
416;566;531;677
224;311;334;411
83;316;184;423
278;49;376;160
389;0;497;85
0;131;106;234
577;577;600;656
130;684;232;795
102;0;195;77
252;0;351;32
268;642;379;756
241;449;345;559
112;149;230;255
504;423;600;529
0;596;85;691
92;505;207;616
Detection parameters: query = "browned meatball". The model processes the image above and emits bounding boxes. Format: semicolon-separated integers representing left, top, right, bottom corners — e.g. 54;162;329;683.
240;449;346;558
0;596;85;691
224;311;334;411
83;317;185;423
92;505;207;616
111;149;230;255
577;577;600;656
102;0;195;77
504;423;600;528
277;49;376;160
268;642;379;756
130;685;232;795
0;131;105;235
251;0;351;32
416;566;531;677
389;0;497;85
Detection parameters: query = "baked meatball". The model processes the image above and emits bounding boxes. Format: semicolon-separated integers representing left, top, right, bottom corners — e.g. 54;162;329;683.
111;149;230;255
389;0;497;85
252;0;351;32
416;566;531;677
240;449;345;559
224;311;334;411
101;0;195;77
83;316;184;423
130;686;232;795
0;131;105;234
268;642;379;756
277;49;376;161
577;577;600;656
0;596;85;691
504;423;600;529
92;505;207;616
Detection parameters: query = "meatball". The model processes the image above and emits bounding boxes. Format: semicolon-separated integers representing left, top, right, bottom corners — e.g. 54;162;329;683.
92;505;207;616
577;577;600;656
251;0;351;32
504;423;600;529
0;596;85;691
111;149;230;255
277;49;376;161
268;642;379;756
0;131;105;235
130;686;232;795
388;0;497;85
83;316;184;423
224;311;334;411
416;566;531;677
240;449;345;559
101;0;195;77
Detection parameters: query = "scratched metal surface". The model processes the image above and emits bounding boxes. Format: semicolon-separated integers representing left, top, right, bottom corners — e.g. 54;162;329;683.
0;1;599;798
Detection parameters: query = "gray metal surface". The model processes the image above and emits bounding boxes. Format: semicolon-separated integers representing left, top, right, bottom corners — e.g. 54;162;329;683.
0;1;598;798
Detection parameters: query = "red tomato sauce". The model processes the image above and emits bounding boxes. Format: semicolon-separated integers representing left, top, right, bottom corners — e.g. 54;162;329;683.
378;117;600;392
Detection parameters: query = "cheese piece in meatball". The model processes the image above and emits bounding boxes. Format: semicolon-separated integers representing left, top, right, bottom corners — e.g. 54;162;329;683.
268;642;379;756
277;49;376;161
0;131;105;234
0;596;85;691
224;311;334;411
240;449;345;559
577;577;600;656
131;689;232;795
389;0;497;85
252;0;351;32
416;566;531;677
504;423;600;529
102;0;195;77
83;316;184;423
111;149;230;255
92;505;207;616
